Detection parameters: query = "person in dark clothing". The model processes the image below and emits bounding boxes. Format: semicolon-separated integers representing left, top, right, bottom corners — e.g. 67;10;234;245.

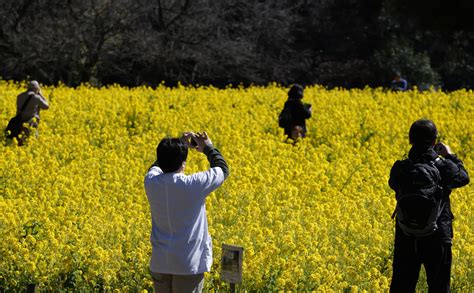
17;80;49;137
391;72;408;91
282;84;312;140
388;119;470;293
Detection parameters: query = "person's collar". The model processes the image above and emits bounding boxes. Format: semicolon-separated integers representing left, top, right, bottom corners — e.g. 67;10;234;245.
408;146;437;161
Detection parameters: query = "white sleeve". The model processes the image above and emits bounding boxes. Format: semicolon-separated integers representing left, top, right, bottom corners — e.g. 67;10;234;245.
145;166;163;180
35;94;49;109
37;95;49;110
191;167;225;197
144;166;163;193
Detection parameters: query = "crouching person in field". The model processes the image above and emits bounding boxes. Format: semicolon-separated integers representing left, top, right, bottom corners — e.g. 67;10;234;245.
17;80;49;138
6;80;49;145
144;132;229;292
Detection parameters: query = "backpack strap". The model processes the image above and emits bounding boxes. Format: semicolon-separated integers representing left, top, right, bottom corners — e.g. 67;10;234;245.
391;208;397;219
430;156;442;180
19;93;35;113
433;156;442;166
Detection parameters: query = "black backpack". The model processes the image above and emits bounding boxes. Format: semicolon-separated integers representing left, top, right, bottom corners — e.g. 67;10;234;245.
394;157;444;237
5;93;34;144
278;105;292;129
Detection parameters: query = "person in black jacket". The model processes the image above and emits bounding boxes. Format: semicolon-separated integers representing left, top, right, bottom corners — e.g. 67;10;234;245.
282;84;312;140
388;119;469;293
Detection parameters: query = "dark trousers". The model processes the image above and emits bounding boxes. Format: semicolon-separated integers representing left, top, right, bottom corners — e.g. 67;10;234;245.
150;271;204;293
390;226;452;293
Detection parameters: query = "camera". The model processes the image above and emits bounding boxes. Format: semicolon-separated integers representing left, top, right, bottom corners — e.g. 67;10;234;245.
190;137;198;147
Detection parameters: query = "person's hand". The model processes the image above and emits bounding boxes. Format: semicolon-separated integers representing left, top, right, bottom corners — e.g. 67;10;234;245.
192;131;213;153
181;132;195;148
181;131;213;153
434;142;453;157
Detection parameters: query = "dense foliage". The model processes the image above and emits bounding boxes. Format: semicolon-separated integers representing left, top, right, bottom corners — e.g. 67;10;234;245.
1;0;474;89
1;81;473;291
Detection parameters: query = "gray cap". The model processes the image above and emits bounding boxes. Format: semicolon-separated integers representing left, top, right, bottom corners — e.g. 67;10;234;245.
27;80;40;91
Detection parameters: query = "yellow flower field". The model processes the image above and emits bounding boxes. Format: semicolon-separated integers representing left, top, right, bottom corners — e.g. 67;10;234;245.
1;81;473;291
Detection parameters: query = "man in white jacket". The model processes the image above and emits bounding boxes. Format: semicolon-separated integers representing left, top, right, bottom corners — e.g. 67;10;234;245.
144;132;230;292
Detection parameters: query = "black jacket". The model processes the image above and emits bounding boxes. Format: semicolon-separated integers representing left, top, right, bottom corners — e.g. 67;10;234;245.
283;99;312;136
204;145;230;179
389;147;469;242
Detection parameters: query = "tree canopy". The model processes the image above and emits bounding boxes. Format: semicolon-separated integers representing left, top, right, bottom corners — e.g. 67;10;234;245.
1;0;473;89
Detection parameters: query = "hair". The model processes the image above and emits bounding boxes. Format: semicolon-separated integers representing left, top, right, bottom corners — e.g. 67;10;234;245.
409;119;438;148
288;84;304;100
156;138;188;173
27;80;40;91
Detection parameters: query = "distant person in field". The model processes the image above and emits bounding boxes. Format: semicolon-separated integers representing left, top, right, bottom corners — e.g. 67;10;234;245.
388;119;469;292
6;80;49;145
278;84;312;141
144;132;229;293
391;72;408;91
17;80;49;137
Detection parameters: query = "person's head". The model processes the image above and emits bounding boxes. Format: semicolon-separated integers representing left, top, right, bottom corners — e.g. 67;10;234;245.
393;71;402;81
409;119;438;148
156;137;188;173
288;84;304;100
27;80;40;93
